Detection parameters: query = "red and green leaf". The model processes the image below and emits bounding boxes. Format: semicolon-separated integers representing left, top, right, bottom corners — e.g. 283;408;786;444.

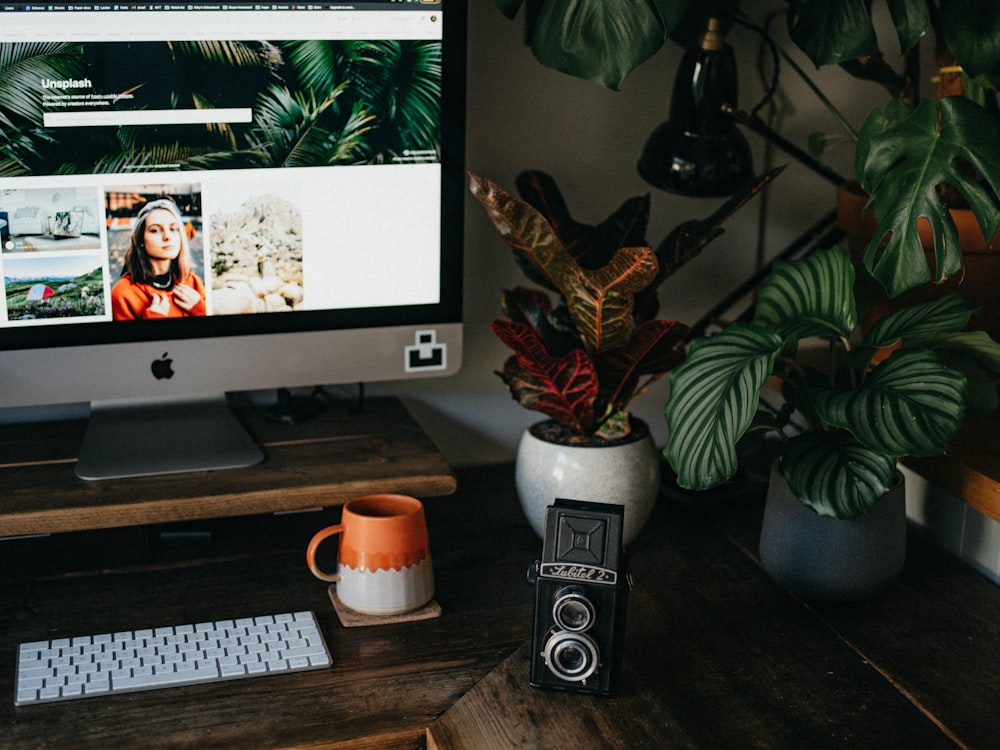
470;172;659;354
515;170;650;272
492;320;599;433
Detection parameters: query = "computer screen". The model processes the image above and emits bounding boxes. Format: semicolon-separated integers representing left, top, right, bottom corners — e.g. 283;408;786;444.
0;0;465;479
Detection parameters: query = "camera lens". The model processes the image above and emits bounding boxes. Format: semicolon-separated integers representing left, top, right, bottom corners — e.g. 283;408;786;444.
552;587;595;632
543;631;600;683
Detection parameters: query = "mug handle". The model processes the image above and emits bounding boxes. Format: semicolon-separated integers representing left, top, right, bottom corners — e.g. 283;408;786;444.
306;524;344;583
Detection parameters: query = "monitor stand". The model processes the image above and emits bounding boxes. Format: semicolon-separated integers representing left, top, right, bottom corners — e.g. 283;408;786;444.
75;396;265;481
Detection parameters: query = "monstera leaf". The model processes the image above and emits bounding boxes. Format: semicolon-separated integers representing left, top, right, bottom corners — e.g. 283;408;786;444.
663;322;784;489
856;97;1000;297
778;432;898;519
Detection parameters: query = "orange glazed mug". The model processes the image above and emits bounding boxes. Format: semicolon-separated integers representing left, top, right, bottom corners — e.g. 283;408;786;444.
306;494;434;616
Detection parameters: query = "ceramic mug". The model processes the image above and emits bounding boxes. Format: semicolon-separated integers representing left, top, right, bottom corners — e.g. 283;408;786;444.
306;494;434;616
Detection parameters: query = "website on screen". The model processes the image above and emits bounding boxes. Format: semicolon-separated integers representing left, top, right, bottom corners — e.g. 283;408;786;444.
0;3;444;327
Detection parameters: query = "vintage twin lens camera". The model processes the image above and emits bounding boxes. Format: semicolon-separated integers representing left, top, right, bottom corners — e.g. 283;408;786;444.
528;498;628;696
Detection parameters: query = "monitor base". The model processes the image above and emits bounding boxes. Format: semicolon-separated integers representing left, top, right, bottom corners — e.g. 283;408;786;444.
76;396;265;481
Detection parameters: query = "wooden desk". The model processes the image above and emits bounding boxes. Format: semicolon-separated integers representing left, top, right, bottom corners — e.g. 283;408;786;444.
0;397;456;537
3;456;1000;746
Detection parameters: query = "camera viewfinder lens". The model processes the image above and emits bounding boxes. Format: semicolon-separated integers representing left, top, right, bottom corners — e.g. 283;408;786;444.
552;587;595;632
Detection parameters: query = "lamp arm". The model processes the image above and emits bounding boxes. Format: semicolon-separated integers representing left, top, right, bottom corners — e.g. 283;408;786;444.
724;105;847;187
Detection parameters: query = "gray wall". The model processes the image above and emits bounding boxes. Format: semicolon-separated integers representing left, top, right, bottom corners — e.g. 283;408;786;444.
376;0;884;466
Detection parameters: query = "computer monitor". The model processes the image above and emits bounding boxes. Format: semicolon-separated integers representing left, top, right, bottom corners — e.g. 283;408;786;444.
0;1;465;480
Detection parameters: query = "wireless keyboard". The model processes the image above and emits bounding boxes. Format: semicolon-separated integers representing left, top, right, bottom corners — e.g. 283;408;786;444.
14;610;332;706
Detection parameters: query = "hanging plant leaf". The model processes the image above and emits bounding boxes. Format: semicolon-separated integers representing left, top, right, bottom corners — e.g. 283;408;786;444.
787;0;878;67
779;432;898;519
493;0;525;21
942;0;1000;83
753;246;857;341
812;349;967;457
530;0;671;90
663;322;785;490
856;97;1000;297
886;0;930;56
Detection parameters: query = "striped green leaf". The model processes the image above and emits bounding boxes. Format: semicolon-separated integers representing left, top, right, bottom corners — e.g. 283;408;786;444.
754;246;857;340
812;349;967;457
864;292;977;348
664;323;785;490
780;432;899;518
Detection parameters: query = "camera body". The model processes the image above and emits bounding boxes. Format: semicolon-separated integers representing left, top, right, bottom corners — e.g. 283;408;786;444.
528;498;628;696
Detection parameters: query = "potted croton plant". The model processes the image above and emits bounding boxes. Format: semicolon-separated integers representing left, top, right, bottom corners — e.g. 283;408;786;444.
469;169;775;544
663;245;1000;600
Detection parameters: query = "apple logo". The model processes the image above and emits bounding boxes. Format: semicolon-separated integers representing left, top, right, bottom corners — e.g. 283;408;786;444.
151;352;174;380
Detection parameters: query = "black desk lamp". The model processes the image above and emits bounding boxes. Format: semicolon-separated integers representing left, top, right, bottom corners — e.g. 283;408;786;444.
638;18;754;197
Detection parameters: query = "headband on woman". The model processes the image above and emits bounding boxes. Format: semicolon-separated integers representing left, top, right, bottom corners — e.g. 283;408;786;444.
136;199;182;222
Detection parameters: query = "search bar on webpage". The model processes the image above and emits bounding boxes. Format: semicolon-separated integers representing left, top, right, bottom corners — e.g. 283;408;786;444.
43;108;253;128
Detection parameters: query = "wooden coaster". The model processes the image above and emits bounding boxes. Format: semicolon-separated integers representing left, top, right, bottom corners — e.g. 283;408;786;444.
327;586;442;627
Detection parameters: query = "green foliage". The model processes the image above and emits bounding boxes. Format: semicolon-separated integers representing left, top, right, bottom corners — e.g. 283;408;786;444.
663;247;1000;518
0;39;438;176
493;1;1000;300
5;268;106;321
856;97;1000;296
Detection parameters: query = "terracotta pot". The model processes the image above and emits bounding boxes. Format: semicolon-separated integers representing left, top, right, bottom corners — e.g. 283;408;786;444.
836;183;1000;339
758;465;906;602
515;419;659;547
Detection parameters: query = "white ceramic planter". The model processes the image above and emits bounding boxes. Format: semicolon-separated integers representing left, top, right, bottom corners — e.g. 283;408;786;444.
515;420;660;546
758;466;906;602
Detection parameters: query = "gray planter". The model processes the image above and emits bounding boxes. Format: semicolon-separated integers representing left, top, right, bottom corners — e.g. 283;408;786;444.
515;420;659;546
758;466;906;602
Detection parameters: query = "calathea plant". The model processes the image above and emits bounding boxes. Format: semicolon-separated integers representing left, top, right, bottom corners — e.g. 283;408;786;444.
663;245;1000;518
469;168;777;443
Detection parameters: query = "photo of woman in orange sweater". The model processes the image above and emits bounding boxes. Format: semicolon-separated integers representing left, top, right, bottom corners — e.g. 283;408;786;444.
111;198;206;320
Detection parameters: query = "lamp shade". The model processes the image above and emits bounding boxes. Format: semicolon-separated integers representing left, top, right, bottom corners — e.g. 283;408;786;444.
638;20;754;197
